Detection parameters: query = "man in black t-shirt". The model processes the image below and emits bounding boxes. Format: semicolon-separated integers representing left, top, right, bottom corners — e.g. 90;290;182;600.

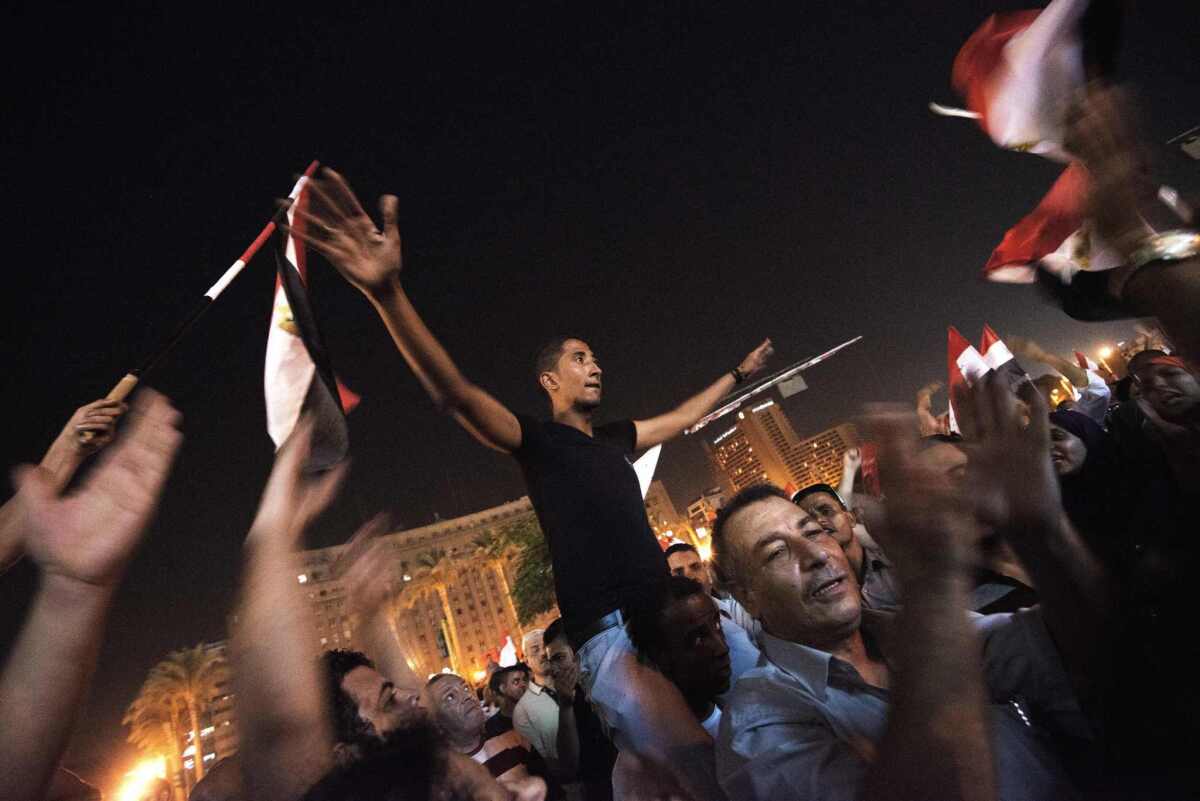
294;167;773;801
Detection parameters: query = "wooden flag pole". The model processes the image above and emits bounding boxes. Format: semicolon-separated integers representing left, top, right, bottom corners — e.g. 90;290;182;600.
80;161;319;442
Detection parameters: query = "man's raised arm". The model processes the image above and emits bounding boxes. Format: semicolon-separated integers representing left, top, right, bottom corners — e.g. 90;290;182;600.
287;169;521;453
0;391;181;801
633;339;773;450
231;421;347;801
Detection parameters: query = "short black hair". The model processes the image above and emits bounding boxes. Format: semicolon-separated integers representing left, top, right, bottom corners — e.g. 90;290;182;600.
320;650;378;746
712;484;792;587
790;483;846;509
543;618;567;650
625;575;709;670
534;336;582;383
664;542;698;560
488;663;530;694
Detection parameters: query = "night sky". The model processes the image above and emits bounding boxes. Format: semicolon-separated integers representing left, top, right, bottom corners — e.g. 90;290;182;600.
2;1;1196;791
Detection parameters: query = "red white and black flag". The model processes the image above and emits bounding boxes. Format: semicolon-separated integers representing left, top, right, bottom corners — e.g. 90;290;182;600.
945;0;1125;283
265;167;359;471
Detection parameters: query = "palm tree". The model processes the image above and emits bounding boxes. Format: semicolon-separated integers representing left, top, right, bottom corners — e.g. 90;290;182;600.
148;645;224;784
504;517;557;626
412;548;465;674
123;687;184;801
471;530;522;637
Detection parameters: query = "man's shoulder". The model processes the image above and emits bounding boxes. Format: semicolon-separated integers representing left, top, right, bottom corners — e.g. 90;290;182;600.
721;662;827;733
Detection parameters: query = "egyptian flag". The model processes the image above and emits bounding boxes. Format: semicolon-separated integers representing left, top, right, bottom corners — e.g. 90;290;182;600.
979;324;1030;391
947;327;990;434
950;0;1124;283
265;169;360;471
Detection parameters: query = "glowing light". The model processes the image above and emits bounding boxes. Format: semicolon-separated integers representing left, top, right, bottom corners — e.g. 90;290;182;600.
696;541;713;562
116;756;166;801
402;574;412;582
297;574;308;584
751;400;775;412
472;669;488;683
713;426;739;444
1098;346;1113;359
695;527;709;539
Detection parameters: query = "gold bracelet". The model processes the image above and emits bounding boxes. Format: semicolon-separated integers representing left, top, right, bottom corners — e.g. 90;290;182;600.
1129;229;1200;269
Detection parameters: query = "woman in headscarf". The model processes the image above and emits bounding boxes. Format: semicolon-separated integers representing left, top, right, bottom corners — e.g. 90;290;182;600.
1048;408;1121;564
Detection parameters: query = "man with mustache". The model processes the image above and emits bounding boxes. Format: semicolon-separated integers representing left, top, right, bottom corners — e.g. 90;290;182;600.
710;377;1103;801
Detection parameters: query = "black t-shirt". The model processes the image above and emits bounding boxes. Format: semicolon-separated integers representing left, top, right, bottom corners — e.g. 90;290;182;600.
513;415;668;630
484;711;514;739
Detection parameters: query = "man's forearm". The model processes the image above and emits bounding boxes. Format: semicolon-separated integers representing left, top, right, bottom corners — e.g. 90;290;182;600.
1003;516;1107;691
361;610;421;691
0;578;113;801
554;702;581;779
862;573;995;801
1121;257;1200;366
367;278;472;407
232;540;332;801
637;372;737;448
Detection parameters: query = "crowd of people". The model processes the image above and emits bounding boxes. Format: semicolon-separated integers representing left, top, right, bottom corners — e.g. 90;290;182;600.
1;83;1198;801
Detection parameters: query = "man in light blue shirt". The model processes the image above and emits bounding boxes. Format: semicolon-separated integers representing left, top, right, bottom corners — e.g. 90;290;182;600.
709;383;1103;801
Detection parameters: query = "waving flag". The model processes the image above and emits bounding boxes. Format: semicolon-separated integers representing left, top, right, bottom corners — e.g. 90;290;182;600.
947;327;989;434
265;166;359;471
979;324;1030;390
948;0;1127;283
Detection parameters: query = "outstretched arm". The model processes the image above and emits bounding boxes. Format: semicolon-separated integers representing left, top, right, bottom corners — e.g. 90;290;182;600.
232;421;347;801
633;339;773;450
0;392;181;801
1006;336;1089;388
285;170;521;453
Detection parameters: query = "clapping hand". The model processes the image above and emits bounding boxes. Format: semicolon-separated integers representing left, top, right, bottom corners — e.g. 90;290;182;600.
12;390;181;589
960;373;1064;538
863;404;980;580
283;168;402;297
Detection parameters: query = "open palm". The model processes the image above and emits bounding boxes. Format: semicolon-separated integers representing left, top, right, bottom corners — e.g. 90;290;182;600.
15;391;181;587
287;168;403;295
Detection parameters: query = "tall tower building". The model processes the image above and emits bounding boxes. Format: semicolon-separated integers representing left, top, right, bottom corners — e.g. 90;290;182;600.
295;498;537;683
704;395;858;495
644;479;681;535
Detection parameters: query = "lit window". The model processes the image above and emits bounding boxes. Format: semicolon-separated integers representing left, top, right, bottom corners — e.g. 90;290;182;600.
298;574;308;584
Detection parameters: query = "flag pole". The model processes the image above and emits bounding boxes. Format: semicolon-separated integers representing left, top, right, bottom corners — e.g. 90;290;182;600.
684;336;864;435
81;161;319;437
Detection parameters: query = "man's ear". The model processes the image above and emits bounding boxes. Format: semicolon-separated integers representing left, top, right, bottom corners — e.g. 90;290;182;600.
539;372;558;393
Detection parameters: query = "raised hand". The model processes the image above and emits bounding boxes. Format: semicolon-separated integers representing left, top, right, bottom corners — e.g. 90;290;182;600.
547;654;580;706
246;418;348;551
283;168;402;296
842;446;862;474
961;373;1064;537
337;513;396;625
737;338;774;379
61;398;128;453
11;390;181;588
862;404;979;579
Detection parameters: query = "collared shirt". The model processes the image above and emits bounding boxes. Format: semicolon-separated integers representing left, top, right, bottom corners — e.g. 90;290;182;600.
858;545;900;612
513;681;561;759
717;609;1088;801
715;596;762;684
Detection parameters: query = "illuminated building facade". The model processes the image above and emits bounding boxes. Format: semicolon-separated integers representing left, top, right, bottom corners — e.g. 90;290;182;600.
704;395;858;495
295;498;535;682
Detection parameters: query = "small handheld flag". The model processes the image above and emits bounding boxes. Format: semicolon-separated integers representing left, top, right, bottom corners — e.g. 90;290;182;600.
266;171;359;471
81;162;321;442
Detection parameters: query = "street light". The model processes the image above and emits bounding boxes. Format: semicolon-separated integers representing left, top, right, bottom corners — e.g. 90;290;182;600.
115;756;166;801
1098;346;1113;359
